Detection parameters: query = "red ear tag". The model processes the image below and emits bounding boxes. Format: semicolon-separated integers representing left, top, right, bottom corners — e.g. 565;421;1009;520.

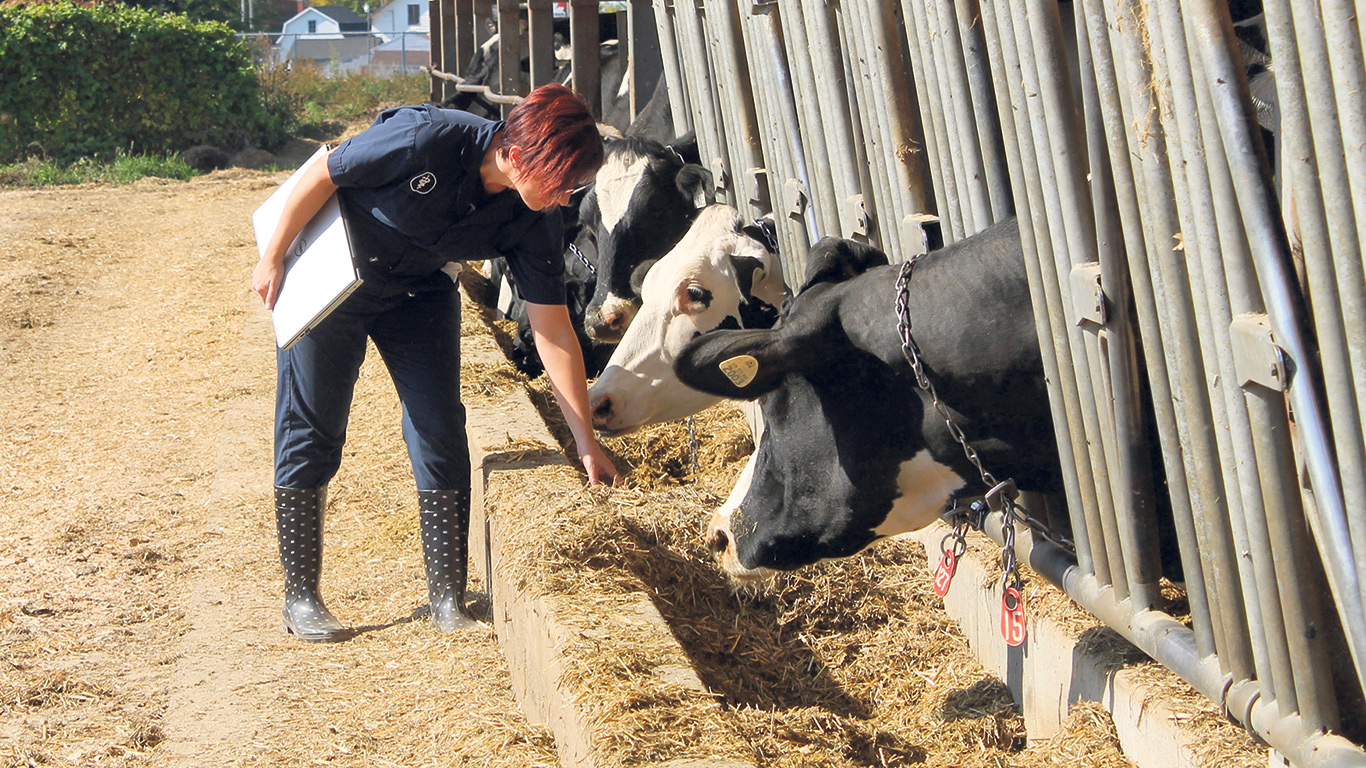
1000;586;1027;646
932;549;958;597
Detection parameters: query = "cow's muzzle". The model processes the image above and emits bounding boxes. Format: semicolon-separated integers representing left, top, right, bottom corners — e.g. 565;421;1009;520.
589;392;634;436
584;299;638;344
705;510;772;584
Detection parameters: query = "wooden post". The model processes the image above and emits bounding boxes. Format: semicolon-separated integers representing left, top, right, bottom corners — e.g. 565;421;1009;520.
627;0;663;120
527;0;555;89
496;0;522;117
454;0;473;74
569;0;601;118
428;0;444;101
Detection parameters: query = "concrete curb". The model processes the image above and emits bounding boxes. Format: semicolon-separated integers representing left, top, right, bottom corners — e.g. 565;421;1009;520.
903;524;1226;768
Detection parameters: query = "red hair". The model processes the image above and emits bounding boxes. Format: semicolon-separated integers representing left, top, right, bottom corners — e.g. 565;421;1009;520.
500;83;604;196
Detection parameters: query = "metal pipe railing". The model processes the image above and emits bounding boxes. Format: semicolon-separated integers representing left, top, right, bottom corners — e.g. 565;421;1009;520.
1187;0;1366;704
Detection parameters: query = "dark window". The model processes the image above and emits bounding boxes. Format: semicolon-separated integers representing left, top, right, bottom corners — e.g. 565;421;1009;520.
407;4;420;25
307;19;317;33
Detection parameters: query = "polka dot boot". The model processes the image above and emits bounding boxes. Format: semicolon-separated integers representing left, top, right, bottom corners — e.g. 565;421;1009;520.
418;489;478;632
274;486;351;642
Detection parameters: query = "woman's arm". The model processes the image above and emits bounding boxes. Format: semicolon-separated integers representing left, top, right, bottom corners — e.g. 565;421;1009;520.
524;302;622;486
251;149;340;309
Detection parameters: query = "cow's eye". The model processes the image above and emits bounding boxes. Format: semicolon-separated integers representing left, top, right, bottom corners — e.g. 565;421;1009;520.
686;286;706;304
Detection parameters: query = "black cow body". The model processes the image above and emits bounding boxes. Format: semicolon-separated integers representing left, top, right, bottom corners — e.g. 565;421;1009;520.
674;217;1062;579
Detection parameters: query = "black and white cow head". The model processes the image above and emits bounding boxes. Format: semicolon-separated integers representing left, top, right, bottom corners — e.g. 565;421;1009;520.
588;204;787;434
579;135;713;344
673;218;1062;582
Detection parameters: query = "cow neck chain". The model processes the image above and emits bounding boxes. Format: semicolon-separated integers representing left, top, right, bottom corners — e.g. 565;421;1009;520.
894;258;1075;595
569;242;596;277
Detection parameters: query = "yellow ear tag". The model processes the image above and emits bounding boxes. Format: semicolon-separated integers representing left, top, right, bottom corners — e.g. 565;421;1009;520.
718;355;760;388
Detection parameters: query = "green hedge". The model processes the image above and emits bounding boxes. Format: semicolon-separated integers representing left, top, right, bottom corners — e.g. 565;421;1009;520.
0;2;294;163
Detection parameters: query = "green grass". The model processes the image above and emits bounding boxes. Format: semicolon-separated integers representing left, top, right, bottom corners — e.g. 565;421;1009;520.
0;152;198;187
0;69;431;188
272;66;431;139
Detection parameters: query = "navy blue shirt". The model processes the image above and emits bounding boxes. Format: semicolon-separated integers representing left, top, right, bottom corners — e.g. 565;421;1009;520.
327;105;566;305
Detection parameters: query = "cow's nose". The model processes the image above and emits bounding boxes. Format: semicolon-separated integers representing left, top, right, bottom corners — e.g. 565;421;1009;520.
603;309;626;331
590;393;614;429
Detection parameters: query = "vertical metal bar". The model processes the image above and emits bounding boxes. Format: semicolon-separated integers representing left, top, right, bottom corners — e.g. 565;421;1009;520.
901;0;965;242
1028;0;1167;607
1162;0;1281;705
1151;0;1265;676
736;6;786;228
748;3;818;254
798;0;865;240
982;0;1106;584
1287;0;1366;626
651;0;692;138
709;1;766;216
1260;3;1366;656
1109;0;1256;678
775;0;839;242
1188;0;1366;705
867;1;936;219
955;0;1012;222
929;0;991;233
1076;0;1210;646
924;0;979;235
839;2;899;254
1009;0;1130;601
569;0;601;118
675;0;729;203
895;0;951;236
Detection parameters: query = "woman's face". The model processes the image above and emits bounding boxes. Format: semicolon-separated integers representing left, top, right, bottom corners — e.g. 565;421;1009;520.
509;161;574;212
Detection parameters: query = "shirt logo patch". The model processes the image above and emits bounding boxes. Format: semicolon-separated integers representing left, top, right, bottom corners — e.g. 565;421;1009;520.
410;171;437;194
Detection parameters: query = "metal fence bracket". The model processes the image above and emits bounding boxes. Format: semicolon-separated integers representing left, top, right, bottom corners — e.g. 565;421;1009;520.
1230;313;1288;392
843;194;871;238
1069;262;1107;327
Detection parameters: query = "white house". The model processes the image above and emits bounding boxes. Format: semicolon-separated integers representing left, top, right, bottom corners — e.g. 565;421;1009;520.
277;5;371;65
368;0;427;42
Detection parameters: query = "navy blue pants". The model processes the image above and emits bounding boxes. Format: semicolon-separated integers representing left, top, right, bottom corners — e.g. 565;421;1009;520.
274;282;469;493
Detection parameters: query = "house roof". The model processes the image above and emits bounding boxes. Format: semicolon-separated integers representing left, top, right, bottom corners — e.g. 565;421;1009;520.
311;4;366;26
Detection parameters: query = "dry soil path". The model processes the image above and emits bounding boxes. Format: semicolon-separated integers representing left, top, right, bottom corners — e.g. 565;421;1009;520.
0;172;557;767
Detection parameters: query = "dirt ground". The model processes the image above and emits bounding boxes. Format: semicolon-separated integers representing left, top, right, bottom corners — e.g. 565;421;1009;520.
0;171;1263;767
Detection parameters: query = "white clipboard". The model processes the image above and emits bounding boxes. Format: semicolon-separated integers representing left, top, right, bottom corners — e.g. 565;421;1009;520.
252;145;363;350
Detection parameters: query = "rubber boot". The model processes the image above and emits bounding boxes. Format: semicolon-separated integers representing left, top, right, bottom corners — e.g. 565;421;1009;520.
275;486;350;642
418;489;479;631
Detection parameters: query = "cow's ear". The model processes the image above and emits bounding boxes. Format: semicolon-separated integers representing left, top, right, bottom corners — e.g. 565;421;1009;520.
629;258;659;296
665;131;700;165
799;237;889;293
730;254;767;301
675;164;715;209
675;329;788;400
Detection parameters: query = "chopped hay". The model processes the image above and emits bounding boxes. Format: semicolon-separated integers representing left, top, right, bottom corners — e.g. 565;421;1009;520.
454;271;1268;768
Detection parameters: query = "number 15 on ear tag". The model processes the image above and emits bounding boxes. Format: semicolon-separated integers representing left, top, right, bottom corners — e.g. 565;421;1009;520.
1000;586;1027;646
933;549;958;597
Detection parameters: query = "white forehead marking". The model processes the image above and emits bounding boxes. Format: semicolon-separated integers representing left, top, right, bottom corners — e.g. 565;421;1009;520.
872;450;967;537
597;150;650;234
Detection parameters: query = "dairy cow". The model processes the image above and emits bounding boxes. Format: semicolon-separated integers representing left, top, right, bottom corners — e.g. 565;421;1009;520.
589;204;787;434
672;218;1064;581
579;135;713;344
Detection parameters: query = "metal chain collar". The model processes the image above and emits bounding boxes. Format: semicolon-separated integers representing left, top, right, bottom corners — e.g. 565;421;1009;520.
895;257;1030;593
686;415;699;477
569;242;596;277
